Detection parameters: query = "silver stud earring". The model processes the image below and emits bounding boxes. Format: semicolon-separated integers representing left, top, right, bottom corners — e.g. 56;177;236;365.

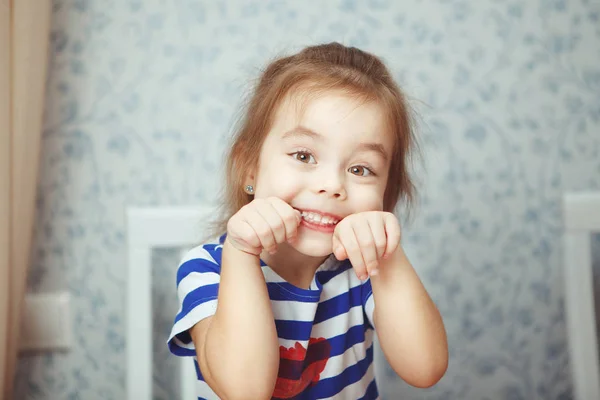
244;185;254;194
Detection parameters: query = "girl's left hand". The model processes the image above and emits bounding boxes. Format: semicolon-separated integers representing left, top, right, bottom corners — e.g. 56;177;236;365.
332;211;401;280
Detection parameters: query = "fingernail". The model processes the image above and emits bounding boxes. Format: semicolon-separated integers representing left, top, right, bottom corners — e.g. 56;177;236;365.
370;268;379;276
358;273;368;281
367;261;379;270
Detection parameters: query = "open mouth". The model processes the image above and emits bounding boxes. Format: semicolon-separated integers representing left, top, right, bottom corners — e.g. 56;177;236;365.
295;209;341;227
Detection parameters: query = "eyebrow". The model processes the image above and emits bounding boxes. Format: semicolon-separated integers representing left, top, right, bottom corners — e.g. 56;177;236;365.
281;126;322;141
282;125;389;162
358;142;389;163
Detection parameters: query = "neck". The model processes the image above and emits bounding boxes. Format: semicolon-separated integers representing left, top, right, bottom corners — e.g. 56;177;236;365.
260;243;328;289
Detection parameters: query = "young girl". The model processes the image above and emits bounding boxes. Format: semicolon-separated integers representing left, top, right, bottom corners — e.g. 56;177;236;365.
167;42;448;399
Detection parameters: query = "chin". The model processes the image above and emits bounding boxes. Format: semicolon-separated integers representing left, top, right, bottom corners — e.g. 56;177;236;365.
291;233;333;258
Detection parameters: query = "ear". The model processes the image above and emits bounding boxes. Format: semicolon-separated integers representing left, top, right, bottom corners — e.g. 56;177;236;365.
244;173;254;186
244;167;256;187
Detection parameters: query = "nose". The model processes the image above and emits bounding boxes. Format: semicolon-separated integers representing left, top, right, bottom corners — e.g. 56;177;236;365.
316;171;347;200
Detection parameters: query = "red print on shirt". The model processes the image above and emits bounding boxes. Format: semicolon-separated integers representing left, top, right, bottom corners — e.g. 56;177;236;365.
272;337;332;399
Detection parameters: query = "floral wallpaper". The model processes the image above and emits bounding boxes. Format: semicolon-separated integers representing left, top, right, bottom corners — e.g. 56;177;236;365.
15;0;600;399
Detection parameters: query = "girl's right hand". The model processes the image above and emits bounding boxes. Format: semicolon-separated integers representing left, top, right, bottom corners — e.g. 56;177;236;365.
226;197;302;256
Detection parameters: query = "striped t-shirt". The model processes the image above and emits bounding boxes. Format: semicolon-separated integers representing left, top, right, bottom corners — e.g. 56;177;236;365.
167;235;379;399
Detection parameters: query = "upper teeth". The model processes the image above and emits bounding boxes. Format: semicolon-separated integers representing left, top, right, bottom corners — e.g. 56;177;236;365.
300;211;339;225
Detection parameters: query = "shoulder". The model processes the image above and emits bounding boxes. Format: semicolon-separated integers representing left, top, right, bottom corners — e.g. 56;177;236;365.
176;236;225;284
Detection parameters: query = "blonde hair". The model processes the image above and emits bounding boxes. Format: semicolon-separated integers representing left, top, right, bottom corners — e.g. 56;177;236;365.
208;42;418;238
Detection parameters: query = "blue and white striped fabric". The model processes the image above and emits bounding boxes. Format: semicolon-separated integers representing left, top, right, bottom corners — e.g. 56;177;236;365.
167;235;379;400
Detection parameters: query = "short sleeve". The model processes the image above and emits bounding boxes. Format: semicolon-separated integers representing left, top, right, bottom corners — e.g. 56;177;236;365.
361;278;376;330
167;243;223;357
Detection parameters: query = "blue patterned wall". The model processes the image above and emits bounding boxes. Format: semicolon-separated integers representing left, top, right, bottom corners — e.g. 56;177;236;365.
15;0;600;399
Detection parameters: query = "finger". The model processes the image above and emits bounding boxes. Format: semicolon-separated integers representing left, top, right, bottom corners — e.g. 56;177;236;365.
332;234;347;260
268;198;301;241
368;213;387;260
352;217;379;276
383;213;401;258
255;200;287;245
339;226;368;280
243;204;277;254
237;220;262;254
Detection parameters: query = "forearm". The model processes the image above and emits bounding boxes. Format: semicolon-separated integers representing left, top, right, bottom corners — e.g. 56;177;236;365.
201;239;279;398
371;247;448;387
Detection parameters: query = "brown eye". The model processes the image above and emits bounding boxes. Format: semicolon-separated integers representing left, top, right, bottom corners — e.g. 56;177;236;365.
293;151;315;164
349;165;373;176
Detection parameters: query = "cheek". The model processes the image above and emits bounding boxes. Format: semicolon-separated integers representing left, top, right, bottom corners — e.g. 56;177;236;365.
351;188;385;212
256;163;306;201
274;181;304;203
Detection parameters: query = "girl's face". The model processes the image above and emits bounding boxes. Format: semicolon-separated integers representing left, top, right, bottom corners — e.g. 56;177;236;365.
250;90;394;258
